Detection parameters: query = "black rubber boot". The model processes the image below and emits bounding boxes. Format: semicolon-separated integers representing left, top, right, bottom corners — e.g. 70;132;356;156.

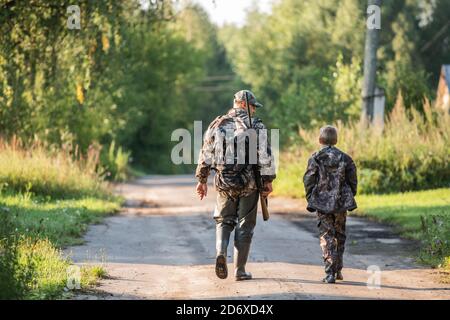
322;274;336;284
234;242;252;281
215;224;232;280
215;255;228;280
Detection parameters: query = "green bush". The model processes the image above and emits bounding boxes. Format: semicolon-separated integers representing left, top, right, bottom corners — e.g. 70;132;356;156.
419;214;450;267
0;209;69;300
0;211;33;299
18;238;71;300
0;192;120;299
0;140;121;299
274;96;450;197
354;189;450;272
100;141;131;182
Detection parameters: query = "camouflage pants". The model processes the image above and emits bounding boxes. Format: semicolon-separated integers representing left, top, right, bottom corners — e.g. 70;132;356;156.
317;211;347;275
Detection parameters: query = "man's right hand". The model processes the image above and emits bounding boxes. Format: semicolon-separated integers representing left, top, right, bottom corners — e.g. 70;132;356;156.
261;181;273;197
196;182;208;200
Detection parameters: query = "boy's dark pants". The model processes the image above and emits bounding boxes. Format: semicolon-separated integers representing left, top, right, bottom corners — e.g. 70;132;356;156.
317;211;347;275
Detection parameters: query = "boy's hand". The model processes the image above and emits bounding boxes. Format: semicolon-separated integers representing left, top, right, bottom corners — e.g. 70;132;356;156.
261;182;273;197
196;182;208;200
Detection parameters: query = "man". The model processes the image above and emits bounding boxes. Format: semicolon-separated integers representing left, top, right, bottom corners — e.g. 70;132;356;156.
195;90;276;281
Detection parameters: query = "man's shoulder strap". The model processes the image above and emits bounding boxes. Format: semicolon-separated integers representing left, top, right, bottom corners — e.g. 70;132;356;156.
209;114;231;130
252;117;265;129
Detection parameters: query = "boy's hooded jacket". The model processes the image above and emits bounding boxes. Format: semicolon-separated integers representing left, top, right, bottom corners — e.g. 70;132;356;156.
303;146;358;214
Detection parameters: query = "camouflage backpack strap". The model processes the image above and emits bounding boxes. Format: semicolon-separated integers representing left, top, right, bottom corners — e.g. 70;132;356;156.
209;115;226;130
252;117;263;130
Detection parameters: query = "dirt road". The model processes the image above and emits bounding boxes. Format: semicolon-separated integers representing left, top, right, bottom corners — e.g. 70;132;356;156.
67;175;450;300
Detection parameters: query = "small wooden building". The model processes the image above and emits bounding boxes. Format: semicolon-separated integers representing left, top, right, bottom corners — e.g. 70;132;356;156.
436;65;450;113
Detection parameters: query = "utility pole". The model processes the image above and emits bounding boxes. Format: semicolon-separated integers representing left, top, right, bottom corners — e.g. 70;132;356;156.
361;0;382;126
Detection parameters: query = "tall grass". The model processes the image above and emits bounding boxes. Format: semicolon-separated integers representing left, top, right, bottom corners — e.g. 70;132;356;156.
100;140;131;182
0;212;33;299
0;138;107;198
274;95;450;197
0;139;120;299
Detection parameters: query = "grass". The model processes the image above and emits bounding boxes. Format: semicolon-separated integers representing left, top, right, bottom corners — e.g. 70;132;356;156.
0;192;121;299
16;238;71;300
0;138;107;198
81;265;109;286
441;257;450;284
273;98;449;196
0;138;123;299
355;189;450;281
354;189;450;239
1;193;122;247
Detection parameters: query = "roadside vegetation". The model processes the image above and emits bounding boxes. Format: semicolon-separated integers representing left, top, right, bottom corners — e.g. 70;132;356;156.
274;97;449;198
355;189;449;270
0;140;121;299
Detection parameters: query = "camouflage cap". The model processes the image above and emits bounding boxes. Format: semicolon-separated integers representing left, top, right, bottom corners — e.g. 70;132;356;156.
234;90;263;108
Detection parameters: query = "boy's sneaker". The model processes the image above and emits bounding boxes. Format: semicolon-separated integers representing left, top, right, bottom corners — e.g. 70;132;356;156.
336;271;343;281
322;274;336;284
215;255;228;279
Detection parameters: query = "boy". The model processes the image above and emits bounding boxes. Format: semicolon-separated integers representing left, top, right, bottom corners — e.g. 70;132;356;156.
303;125;358;284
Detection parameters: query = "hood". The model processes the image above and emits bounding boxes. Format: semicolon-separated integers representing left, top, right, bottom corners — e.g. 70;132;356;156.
315;146;343;168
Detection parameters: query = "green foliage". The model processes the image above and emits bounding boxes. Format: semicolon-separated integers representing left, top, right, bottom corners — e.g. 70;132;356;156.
355;188;450;237
274;99;450;197
221;0;366;126
0;191;120;299
101;141;131;182
2;193;121;247
0;0;129;149
0;209;71;300
354;188;450;271
80;265;109;287
0;136;121;299
0;230;112;299
17;238;71;300
419;214;450;267
0;139;107;198
113;3;237;172
222;0;449;137
0;210;33;299
1;0;449;174
0;1;237;174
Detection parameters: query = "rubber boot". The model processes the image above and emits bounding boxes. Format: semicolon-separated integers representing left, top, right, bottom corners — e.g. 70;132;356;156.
322;274;336;284
234;242;252;281
215;224;232;279
322;261;336;283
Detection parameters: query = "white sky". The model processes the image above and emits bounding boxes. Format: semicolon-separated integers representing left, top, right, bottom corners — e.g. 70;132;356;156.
192;0;273;26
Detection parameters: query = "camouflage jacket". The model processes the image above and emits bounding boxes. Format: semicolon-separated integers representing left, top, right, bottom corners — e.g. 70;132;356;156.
196;108;276;199
303;146;357;214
